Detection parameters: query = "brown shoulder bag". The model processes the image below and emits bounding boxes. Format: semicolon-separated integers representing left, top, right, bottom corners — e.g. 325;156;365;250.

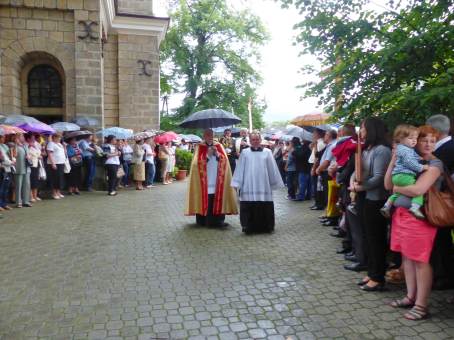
425;171;454;227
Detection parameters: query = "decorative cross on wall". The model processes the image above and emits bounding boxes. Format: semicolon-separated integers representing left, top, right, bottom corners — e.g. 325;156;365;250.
137;60;153;77
78;21;99;40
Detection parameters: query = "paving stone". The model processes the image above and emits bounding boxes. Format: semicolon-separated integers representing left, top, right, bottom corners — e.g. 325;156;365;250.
0;183;453;339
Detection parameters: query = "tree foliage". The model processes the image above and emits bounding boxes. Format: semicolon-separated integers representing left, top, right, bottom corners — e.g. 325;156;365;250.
160;0;269;130
280;0;454;126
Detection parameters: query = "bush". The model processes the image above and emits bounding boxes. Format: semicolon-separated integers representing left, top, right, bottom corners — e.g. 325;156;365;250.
175;148;193;171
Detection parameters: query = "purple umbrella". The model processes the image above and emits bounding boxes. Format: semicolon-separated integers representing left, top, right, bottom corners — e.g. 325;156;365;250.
18;122;55;135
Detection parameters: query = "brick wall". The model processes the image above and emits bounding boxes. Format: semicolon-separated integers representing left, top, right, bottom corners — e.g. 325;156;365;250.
103;33;119;127
117;33;159;131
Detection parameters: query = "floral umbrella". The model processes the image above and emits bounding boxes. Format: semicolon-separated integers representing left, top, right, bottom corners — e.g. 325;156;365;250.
96;127;134;140
132;131;156;141
51;122;81;132
0;124;26;135
291;111;330;127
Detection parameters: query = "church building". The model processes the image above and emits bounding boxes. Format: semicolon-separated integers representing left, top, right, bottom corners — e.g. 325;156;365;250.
0;0;168;130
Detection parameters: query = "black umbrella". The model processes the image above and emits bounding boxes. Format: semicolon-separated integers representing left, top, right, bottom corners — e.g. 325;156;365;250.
64;130;92;141
179;109;242;129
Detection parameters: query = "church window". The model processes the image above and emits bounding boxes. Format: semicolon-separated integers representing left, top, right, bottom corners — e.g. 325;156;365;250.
27;65;63;107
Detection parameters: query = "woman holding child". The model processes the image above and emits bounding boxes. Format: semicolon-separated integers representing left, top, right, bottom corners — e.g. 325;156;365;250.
384;125;443;320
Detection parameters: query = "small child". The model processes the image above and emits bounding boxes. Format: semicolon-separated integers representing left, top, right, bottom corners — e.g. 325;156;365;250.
381;125;428;219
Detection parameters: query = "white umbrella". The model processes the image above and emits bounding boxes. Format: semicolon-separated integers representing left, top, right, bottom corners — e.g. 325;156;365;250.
286;125;313;141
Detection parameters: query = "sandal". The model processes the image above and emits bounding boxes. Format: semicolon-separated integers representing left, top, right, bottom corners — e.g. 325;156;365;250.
390;296;415;308
404;304;429;321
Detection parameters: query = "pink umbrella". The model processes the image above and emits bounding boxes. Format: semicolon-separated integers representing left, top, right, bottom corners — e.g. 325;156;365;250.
271;132;282;141
154;131;178;144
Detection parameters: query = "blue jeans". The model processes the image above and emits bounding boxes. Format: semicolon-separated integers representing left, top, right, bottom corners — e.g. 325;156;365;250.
145;162;156;186
83;157;96;189
0;171;12;208
122;161;132;186
297;172;311;200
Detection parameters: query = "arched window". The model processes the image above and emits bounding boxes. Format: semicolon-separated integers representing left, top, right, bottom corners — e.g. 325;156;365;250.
27;65;62;108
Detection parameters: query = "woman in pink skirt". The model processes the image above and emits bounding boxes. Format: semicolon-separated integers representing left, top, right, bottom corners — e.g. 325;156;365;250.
385;125;443;320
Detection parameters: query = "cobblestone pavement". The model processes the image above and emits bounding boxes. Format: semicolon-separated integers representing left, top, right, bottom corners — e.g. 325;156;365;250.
1;181;453;340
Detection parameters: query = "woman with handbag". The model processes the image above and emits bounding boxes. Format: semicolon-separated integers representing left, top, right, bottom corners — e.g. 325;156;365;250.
385;125;445;320
47;133;66;200
0;134;14;211
25;134;43;202
132;138;146;190
119;139;133;187
66;137;83;195
104;135;120;196
158;143;170;185
14;134;32;208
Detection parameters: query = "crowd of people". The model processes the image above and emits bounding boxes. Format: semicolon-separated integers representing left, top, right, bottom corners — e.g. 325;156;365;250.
270;114;454;321
192;114;453;321
2;114;453;321
0;131;189;216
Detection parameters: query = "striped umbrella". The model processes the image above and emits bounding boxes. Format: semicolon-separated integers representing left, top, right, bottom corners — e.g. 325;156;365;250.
291;111;330;127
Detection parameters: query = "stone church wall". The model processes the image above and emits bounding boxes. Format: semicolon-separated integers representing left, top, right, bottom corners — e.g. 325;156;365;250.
0;6;77;118
117;33;159;131
103;33;119;126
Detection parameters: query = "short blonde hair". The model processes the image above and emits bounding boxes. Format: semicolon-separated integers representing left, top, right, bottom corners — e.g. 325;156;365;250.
393;124;419;143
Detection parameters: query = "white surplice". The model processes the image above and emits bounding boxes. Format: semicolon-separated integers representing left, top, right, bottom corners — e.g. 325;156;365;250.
231;148;284;201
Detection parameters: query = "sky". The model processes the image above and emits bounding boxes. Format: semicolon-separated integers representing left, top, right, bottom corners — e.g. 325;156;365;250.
154;0;387;124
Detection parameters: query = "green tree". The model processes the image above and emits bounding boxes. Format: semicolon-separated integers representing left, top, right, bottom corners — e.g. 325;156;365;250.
280;0;454;127
160;0;269;130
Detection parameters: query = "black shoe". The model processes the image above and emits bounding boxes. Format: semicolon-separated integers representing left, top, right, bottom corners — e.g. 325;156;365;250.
345;251;355;257
344;254;358;262
336;248;351;254
318;215;328;220
332;226;340;231
357;278;369;286
310;206;324;210
212;222;230;228
330;231;346;238
344;262;367;272
360;282;386;292
323;220;338;227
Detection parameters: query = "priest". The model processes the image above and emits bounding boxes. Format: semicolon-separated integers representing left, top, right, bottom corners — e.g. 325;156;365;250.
185;129;238;227
231;132;284;234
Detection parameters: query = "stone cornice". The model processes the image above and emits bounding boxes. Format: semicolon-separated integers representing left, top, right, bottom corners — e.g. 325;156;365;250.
101;0;169;45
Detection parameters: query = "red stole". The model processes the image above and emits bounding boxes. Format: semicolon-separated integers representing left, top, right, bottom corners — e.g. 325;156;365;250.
197;143;228;216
